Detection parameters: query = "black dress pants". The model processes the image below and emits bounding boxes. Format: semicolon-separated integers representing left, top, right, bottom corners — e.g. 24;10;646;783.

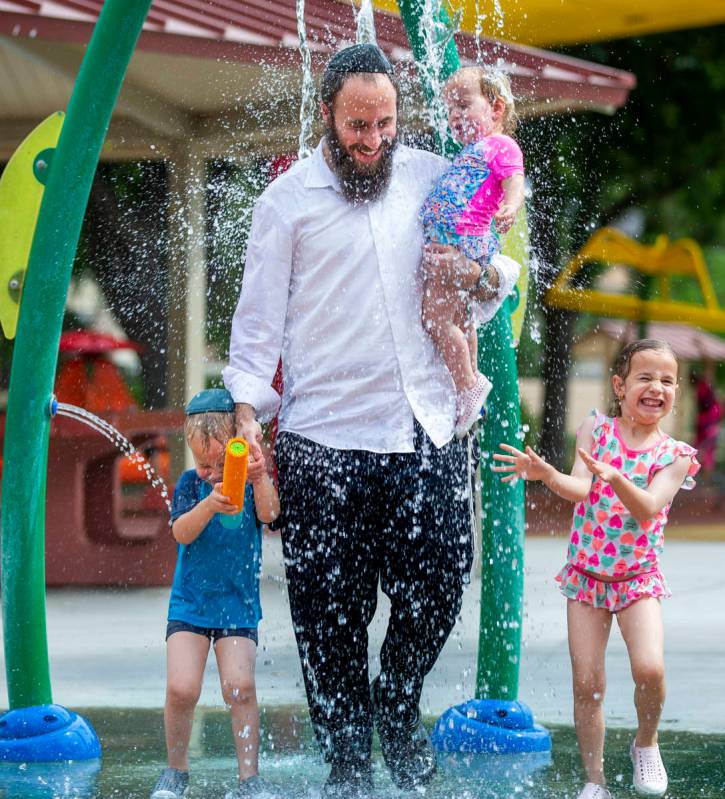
275;423;474;767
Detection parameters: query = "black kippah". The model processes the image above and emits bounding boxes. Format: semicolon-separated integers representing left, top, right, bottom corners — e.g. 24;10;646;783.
326;43;393;75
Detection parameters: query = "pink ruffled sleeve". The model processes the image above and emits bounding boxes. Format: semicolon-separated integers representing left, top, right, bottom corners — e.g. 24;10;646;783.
484;134;524;181
650;440;701;491
577;409;611;454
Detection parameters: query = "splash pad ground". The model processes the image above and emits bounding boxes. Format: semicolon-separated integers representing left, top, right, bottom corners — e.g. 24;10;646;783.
1;536;723;797
1;709;723;799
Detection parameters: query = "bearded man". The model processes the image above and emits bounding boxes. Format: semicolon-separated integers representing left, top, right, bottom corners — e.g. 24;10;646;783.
223;44;518;798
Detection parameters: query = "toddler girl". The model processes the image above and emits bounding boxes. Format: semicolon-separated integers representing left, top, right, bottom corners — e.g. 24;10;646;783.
420;66;525;436
494;339;699;799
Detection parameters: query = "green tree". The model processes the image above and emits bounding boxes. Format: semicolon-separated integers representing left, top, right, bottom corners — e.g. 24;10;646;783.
520;25;725;467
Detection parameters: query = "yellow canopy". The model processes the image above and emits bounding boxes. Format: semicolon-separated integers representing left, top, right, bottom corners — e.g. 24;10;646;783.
373;0;725;47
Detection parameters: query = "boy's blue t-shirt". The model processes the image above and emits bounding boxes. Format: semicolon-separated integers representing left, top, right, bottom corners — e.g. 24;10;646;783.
168;470;262;629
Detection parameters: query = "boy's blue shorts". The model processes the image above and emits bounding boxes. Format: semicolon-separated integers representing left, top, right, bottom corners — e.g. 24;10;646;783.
166;619;258;645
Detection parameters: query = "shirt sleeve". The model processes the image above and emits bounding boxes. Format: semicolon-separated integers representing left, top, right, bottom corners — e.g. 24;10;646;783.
171;470;201;522
485;135;524;181
470;253;521;326
222;195;294;422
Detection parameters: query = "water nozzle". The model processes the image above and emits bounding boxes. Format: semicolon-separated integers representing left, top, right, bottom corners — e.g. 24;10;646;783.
49;395;58;418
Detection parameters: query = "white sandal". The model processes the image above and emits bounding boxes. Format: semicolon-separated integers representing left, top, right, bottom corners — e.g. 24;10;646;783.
576;783;614;799
631;741;668;797
454;373;492;438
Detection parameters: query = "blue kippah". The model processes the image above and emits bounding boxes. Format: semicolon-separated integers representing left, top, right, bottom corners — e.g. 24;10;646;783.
185;388;235;416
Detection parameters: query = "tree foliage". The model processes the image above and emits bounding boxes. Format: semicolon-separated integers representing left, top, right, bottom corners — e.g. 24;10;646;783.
519;25;725;466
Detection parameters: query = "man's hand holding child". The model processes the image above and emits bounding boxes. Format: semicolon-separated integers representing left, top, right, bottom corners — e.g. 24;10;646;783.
422;243;479;291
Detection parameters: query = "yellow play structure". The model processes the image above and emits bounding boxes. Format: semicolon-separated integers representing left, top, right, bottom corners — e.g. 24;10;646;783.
545;227;725;333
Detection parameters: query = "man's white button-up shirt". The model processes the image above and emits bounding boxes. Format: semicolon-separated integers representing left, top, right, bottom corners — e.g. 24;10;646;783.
223;141;513;454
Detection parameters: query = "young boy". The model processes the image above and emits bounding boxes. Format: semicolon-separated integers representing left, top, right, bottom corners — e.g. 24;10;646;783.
151;388;280;799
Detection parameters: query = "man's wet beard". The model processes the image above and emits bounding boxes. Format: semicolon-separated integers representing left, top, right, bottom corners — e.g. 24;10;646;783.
326;122;397;205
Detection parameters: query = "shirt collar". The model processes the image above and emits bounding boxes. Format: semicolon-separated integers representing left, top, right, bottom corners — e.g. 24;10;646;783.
304;140;340;190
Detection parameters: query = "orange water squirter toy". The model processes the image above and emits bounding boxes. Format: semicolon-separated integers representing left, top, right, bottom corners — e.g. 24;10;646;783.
222;437;249;511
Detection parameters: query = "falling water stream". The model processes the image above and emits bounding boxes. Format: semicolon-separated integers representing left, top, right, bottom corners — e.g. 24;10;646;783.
492;0;505;32
418;0;461;150
296;0;315;158
54;401;172;515
353;0;376;45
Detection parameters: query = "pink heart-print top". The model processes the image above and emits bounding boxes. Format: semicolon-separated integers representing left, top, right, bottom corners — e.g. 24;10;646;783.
567;410;700;578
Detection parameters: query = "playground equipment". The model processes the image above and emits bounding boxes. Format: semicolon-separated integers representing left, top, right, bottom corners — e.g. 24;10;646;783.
222;437;250;512
432;698;551;754
0;113;63;341
546;226;725;331
54;330;142;413
0;406;179;588
0;0;153;761
397;0;550;760
376;0;725;48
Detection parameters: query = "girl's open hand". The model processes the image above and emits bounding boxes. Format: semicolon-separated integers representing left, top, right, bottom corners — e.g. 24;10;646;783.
493;443;550;483
577;448;620;483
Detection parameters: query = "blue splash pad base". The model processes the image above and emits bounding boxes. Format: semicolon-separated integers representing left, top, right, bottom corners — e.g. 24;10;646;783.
432;699;552;754
0;704;101;762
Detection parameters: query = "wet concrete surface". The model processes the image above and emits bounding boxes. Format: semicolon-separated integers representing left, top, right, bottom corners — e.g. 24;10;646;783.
1;536;723;733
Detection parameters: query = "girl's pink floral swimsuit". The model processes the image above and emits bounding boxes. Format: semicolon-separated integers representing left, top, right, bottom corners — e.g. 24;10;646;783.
556;410;700;612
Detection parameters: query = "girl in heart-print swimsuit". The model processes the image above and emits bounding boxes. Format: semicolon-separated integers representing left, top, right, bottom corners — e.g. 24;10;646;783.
493;339;699;799
554;409;697;610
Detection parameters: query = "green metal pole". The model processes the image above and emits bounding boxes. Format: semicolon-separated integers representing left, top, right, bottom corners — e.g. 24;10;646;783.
476;299;525;699
397;0;527;701
396;0;460;155
1;0;153;709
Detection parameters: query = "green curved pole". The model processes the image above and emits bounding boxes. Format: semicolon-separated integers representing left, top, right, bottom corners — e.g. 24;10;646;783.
1;0;153;709
396;0;526;700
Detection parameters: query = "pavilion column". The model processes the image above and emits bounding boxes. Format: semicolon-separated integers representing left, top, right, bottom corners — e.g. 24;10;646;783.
167;143;208;472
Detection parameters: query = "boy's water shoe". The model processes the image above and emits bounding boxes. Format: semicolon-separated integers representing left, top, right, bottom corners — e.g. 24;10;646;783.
370;677;437;789
631;741;668;797
150;768;189;799
224;775;281;799
576;783;614;799
455;373;492;438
